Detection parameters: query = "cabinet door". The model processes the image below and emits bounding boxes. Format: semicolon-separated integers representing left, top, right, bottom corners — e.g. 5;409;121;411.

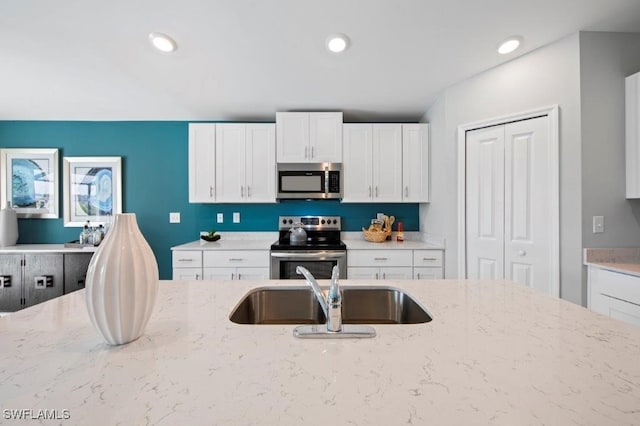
203;267;236;280
276;112;309;162
379;267;413;280
236;267;270;280
173;268;201;280
402;124;430;202
342;124;373;202
413;267;443;279
189;123;217;202
309;112;343;162
245;124;276;202
373;124;403;202
24;254;64;308
0;254;23;312
216;124;246;202
347;267;380;280
64;253;93;294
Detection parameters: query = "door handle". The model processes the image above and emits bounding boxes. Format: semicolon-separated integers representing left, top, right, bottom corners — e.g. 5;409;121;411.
237;273;241;280
405;186;409;197
247;186;251;197
382;272;386;279
368;186;372;198
231;273;235;280
375;273;379;280
416;273;421;279
210;186;214;197
375;186;379;197
304;147;308;159
311;146;315;159
241;186;244;197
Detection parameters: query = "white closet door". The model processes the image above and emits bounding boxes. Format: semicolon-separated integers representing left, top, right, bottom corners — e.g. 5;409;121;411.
504;116;552;293
466;126;505;280
466;115;554;295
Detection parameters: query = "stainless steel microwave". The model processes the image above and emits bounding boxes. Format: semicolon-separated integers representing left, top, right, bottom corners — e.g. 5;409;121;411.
276;163;342;200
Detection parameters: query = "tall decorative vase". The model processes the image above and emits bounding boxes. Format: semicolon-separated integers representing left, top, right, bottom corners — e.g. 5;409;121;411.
85;213;159;345
0;202;18;247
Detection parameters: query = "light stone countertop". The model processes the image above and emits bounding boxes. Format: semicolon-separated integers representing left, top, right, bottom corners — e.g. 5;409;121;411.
1;279;639;425
584;248;640;277
171;232;278;251
0;244;98;254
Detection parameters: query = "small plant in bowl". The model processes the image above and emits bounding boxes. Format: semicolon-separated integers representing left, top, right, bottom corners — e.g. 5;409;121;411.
201;230;221;242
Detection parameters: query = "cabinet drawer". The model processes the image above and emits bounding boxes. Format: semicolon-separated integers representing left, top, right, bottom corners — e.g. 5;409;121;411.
347;250;412;267
413;250;443;268
172;251;203;268
597;269;640;306
203;250;269;268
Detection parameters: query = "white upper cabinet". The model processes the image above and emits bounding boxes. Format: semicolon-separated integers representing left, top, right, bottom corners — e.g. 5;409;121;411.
188;123;216;202
216;123;276;203
276;112;343;163
342;123;403;202
626;71;640;198
402;124;430;202
189;123;275;203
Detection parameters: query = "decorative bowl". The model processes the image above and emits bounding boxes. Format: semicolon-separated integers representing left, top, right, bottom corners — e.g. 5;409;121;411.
201;234;221;242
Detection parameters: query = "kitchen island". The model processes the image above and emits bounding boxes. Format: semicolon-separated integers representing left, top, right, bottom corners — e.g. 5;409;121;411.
1;279;639;425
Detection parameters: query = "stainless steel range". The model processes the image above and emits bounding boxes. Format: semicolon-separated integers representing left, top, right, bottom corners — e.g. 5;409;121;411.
270;216;347;280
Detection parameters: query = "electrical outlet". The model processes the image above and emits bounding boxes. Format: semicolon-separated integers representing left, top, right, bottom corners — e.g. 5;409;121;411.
169;212;181;223
593;216;604;233
233;212;240;223
217;213;224;223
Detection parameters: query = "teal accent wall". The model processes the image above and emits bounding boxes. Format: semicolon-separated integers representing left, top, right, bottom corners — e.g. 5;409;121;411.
0;121;420;279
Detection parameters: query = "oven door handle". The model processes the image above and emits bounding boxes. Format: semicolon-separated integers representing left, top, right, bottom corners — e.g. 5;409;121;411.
270;251;345;260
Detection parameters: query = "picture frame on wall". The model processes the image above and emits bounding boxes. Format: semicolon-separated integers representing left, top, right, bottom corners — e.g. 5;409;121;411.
63;156;122;227
0;148;59;219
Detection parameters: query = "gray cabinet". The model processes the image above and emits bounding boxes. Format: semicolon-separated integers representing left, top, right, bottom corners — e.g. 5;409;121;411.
64;253;93;294
0;254;24;312
0;252;93;312
23;254;64;308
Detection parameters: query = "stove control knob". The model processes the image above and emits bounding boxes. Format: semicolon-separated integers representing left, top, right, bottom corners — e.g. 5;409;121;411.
333;219;338;224
321;219;326;225
282;219;287;224
288;219;293;224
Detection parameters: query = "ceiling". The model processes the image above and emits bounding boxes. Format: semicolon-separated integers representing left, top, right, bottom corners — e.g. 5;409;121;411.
2;0;640;122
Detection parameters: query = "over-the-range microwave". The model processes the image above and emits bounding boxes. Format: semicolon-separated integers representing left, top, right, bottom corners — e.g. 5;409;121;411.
276;163;342;200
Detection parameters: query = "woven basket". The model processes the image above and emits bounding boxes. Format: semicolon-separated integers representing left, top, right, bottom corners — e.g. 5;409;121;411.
362;228;391;243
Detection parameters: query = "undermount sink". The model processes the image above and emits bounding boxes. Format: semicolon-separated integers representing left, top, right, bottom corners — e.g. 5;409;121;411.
229;286;432;325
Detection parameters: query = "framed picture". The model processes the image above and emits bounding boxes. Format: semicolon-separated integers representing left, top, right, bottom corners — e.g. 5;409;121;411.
63;157;122;227
0;148;59;218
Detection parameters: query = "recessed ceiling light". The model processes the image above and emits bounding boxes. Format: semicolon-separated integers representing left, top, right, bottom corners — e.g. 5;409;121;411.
326;33;350;53
149;32;177;53
497;36;522;55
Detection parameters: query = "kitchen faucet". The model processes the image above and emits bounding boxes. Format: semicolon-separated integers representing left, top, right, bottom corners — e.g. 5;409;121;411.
296;265;342;332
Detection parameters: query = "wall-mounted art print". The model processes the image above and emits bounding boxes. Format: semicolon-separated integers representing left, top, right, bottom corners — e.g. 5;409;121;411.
0;148;59;218
63;157;122;227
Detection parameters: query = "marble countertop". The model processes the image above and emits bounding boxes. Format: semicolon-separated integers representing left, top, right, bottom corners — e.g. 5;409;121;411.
0;244;98;254
1;279;638;425
172;232;444;251
584;248;640;277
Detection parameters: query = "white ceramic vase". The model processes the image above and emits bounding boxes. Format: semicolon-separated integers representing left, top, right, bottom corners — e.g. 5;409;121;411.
85;213;159;345
0;202;18;247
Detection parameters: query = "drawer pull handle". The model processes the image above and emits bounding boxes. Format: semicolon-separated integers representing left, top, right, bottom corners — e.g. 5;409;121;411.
229;258;244;262
0;275;12;287
423;258;437;261
34;275;54;289
178;259;194;262
374;257;388;261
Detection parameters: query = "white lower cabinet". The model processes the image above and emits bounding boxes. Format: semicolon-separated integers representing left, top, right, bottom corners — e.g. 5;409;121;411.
347;249;442;280
203;250;270;281
173;249;269;281
588;266;640;326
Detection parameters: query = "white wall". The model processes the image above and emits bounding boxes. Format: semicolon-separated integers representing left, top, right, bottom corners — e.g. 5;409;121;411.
421;33;584;304
579;31;640;303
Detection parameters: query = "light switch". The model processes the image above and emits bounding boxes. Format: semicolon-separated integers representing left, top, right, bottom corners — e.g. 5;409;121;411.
593;216;604;233
217;213;224;223
169;212;181;224
233;212;240;223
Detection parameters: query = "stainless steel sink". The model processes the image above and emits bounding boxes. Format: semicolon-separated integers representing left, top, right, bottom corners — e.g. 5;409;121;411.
229;286;432;325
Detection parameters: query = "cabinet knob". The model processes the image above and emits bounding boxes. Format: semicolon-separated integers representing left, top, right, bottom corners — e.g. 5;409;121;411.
518;250;527;257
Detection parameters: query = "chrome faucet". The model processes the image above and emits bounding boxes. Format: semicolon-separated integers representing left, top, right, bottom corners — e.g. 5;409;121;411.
296;265;342;332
